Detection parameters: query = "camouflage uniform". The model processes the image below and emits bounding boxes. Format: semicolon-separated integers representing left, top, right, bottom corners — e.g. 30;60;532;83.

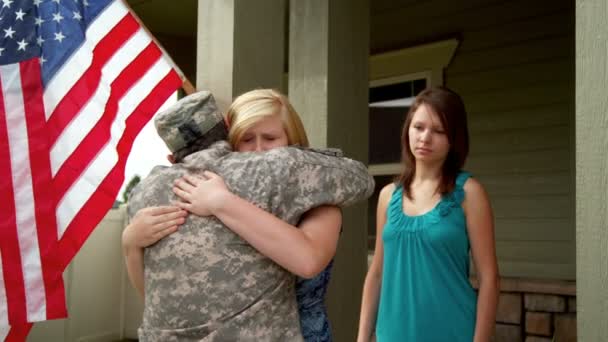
128;91;374;342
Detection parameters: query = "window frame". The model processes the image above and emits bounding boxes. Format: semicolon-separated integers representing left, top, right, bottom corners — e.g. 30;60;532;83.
368;72;431;176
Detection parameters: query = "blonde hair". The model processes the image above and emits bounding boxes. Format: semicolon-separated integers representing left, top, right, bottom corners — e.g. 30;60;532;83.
226;89;309;148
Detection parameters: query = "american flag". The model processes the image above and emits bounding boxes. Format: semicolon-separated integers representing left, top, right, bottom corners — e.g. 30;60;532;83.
0;0;182;338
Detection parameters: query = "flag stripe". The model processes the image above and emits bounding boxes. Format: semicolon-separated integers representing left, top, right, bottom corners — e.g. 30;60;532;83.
50;28;154;177
49;83;110;177
19;59;67;321
0;76;22;327
4;323;32;342
0;325;7;341
56;59;176;236
103;29;153;82
54;69;182;267
46;14;140;147
53;43;162;199
0;81;20;328
0;251;8;328
0;64;45;323
42;0;128;118
18;60;50;322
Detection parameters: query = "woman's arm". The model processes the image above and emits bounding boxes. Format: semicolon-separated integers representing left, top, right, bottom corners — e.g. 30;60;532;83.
463;178;500;342
123;244;145;299
357;183;393;342
122;206;187;298
173;172;341;279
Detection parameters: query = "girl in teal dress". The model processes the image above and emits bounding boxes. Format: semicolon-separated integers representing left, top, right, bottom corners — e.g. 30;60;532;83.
358;86;500;342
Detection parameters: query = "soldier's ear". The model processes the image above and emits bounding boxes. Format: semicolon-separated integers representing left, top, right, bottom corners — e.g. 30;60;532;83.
167;154;176;164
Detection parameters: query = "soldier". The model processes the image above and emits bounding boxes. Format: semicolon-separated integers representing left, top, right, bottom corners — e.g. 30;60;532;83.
123;90;374;341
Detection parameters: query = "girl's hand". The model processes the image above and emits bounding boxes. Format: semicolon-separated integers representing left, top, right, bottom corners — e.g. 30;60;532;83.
172;171;231;216
122;206;186;250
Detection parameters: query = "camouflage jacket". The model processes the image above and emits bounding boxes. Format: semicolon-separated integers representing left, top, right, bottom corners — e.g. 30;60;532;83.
128;141;374;342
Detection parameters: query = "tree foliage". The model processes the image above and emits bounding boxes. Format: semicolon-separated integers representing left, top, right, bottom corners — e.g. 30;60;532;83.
122;174;141;203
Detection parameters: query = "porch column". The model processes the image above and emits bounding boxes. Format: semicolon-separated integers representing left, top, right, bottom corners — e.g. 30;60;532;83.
576;0;608;340
289;1;370;341
196;0;286;111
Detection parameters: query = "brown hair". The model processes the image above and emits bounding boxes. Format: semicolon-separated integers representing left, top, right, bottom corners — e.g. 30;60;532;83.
399;86;469;198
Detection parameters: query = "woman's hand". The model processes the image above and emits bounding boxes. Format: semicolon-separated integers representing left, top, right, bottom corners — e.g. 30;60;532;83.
121;206;185;299
172;171;231;216
122;206;187;250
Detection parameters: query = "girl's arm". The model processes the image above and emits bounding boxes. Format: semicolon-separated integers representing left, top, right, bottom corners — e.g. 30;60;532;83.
122;206;186;298
357;183;393;342
463;178;500;342
123;244;145;299
173;172;341;279
173;171;342;278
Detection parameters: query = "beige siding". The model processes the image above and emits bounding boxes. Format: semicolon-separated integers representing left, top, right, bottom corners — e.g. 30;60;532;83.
371;0;575;279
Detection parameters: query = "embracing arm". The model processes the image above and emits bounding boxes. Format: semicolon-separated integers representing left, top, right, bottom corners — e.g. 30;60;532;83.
214;197;341;279
357;183;393;342
173;172;341;279
463;178;500;342
121;206;187;299
123;243;145;299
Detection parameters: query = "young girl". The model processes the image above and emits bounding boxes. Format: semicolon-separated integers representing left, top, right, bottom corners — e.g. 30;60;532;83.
357;86;499;342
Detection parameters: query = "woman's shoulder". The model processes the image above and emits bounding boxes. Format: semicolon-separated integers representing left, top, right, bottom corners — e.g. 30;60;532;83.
461;176;485;195
461;176;491;208
382;181;397;193
378;182;398;207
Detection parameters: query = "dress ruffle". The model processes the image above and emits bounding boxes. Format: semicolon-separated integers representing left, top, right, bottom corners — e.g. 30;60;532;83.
386;172;469;234
436;186;465;219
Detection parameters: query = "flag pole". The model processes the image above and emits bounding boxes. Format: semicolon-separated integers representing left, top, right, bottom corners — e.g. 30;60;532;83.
181;79;196;95
120;0;196;95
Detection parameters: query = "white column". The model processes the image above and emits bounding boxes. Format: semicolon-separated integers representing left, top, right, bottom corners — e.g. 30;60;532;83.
196;0;285;111
289;1;370;341
575;0;608;340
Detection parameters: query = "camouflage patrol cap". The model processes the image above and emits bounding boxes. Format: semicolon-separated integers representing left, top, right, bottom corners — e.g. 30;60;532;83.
154;91;226;153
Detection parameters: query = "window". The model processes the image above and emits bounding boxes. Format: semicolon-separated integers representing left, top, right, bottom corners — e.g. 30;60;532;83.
369;77;427;166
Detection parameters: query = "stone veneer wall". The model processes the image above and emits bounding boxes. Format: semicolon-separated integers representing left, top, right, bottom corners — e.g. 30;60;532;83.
472;277;577;342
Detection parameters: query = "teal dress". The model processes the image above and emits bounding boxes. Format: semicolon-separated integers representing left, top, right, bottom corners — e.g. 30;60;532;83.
376;172;477;341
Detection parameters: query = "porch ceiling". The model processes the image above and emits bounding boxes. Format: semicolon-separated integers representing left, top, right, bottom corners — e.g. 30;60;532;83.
127;0;198;37
126;0;420;39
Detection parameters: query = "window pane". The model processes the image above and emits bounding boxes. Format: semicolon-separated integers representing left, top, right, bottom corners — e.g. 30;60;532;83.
369;82;415;103
369;107;407;164
413;78;427;95
369;78;426;165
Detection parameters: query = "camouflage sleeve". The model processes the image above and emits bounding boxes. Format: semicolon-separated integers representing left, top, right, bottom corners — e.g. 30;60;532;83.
265;146;374;219
127;182;145;221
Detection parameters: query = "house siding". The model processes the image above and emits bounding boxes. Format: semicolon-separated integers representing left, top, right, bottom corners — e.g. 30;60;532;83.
371;0;575;279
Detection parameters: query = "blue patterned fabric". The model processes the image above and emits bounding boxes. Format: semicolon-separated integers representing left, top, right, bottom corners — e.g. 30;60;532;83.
296;261;333;342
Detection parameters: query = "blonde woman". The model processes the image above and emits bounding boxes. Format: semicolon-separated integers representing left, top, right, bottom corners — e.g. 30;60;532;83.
173;89;340;341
